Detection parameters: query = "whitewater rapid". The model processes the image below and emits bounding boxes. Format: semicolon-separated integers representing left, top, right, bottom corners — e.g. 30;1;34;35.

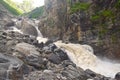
54;41;120;78
11;21;120;78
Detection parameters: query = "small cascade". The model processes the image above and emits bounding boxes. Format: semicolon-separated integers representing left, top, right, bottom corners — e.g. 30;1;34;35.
11;27;23;34
35;26;43;37
6;70;10;80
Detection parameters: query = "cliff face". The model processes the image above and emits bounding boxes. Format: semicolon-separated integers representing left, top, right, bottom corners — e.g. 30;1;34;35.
39;0;120;60
39;0;67;39
67;0;120;59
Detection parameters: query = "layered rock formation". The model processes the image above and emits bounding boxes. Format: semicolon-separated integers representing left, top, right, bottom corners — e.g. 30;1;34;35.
39;0;67;39
38;0;120;60
67;0;120;60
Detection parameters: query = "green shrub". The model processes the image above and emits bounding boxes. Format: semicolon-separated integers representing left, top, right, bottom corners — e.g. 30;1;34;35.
91;15;100;21
115;0;120;8
100;10;113;17
70;2;90;14
91;10;114;21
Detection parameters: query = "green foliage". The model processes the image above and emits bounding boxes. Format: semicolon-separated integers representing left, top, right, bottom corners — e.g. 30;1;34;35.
70;2;90;14
0;0;23;15
91;15;100;21
100;10;113;17
91;10;114;21
25;6;44;18
115;0;120;8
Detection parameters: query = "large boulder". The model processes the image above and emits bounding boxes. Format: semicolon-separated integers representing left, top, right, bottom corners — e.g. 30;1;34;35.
48;48;69;64
21;19;38;37
15;42;40;56
14;43;47;69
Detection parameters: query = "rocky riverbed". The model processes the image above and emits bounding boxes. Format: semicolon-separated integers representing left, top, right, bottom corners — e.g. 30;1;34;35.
0;29;119;80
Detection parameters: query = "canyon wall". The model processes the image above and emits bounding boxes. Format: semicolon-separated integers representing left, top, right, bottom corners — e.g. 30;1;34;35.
38;0;120;60
39;0;67;39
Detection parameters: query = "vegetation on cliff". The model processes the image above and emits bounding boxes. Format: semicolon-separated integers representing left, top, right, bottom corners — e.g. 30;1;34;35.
70;2;90;14
69;0;120;43
25;6;44;18
0;0;23;15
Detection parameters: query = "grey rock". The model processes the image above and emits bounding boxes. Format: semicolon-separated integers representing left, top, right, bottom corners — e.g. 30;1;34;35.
21;19;38;37
15;42;40;56
48;48;69;64
0;53;24;80
26;55;46;69
115;72;120;80
26;71;59;80
85;69;97;77
62;65;89;80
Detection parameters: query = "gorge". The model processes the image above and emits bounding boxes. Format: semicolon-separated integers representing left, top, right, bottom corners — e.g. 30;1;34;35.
0;0;120;80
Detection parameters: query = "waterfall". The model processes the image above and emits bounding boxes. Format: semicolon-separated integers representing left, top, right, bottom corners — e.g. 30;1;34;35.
35;26;43;37
54;41;120;78
35;26;48;43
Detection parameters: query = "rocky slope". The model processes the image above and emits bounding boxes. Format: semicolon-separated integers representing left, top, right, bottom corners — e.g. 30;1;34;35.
0;27;118;80
38;0;120;60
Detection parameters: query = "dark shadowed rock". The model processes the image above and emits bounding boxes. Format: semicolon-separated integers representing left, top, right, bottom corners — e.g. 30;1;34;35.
45;39;53;46
26;55;47;69
54;48;69;61
115;72;120;80
62;60;76;67
48;53;61;64
85;69;97;78
48;48;69;64
43;44;57;54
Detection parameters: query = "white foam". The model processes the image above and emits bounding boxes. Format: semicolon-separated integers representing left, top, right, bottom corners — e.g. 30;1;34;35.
54;41;120;78
37;37;48;43
7;27;23;34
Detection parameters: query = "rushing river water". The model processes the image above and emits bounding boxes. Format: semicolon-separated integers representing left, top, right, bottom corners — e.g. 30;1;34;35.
54;41;120;78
